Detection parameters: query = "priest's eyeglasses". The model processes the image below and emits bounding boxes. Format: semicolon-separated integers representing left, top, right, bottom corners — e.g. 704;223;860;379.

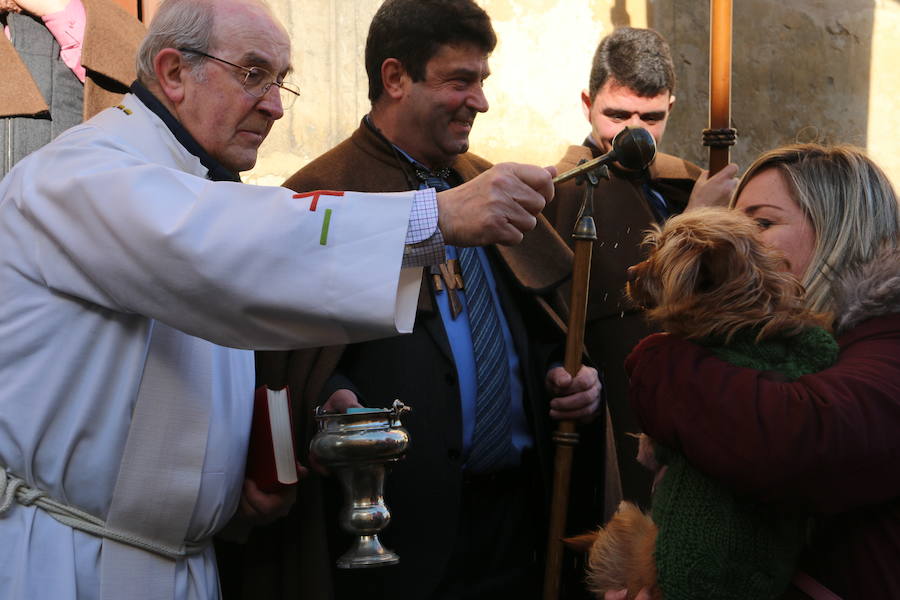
178;48;300;109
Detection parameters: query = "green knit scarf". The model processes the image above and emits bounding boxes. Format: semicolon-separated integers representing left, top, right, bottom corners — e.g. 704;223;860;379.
651;326;838;600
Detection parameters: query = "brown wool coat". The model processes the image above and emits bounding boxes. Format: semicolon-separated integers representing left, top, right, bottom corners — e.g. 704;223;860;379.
544;144;700;507
0;0;144;120
217;121;622;600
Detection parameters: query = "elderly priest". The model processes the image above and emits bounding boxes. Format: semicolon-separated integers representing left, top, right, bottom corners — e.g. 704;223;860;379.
0;1;554;599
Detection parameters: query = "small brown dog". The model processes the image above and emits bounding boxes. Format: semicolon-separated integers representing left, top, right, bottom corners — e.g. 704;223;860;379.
567;207;827;600
625;207;820;343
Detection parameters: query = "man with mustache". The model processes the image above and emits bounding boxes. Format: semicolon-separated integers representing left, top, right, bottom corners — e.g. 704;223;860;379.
241;1;616;599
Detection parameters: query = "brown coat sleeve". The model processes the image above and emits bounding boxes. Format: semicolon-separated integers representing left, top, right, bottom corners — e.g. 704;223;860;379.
82;0;146;119
0;0;144;120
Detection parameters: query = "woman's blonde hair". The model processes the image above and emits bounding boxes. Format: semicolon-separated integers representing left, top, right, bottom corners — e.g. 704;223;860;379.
732;144;900;315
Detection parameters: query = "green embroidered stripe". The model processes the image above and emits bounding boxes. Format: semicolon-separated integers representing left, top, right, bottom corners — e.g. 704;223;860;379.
320;209;332;245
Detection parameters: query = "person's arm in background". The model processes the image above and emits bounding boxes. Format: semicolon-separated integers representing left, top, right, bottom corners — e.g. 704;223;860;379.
685;162;739;210
14;0;87;82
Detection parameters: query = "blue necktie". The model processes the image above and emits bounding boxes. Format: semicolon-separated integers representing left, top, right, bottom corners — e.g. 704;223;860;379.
459;246;514;473
412;165;515;472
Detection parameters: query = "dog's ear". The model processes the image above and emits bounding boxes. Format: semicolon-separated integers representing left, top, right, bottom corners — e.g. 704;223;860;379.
696;238;741;293
563;531;599;553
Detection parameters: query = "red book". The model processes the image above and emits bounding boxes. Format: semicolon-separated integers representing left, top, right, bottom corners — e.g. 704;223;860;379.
246;386;298;492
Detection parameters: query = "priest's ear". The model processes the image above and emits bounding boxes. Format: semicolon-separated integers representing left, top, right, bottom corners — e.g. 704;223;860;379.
153;48;194;105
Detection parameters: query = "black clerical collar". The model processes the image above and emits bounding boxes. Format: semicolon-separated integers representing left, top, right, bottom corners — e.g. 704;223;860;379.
130;81;242;183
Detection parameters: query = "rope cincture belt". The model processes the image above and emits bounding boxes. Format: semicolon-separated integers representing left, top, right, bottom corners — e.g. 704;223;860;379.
0;466;207;560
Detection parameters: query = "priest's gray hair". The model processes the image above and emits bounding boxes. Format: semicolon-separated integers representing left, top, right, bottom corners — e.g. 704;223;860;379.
135;0;216;85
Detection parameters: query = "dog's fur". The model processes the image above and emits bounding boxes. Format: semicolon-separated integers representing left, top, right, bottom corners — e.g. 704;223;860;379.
568;208;827;600
626;208;826;342
566;502;663;600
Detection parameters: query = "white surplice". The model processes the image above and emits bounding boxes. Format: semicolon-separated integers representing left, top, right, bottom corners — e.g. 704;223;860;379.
0;94;424;600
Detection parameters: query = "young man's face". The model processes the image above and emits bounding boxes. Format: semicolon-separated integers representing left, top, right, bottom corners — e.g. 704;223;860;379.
582;79;674;155
396;43;490;169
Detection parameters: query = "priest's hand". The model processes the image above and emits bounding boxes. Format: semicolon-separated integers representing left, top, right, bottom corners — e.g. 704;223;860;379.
236;464;308;525
437;163;555;247
686;162;739;210
545;365;601;423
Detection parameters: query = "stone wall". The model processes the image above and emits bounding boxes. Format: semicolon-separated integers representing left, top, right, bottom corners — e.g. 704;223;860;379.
655;0;896;177
248;0;900;188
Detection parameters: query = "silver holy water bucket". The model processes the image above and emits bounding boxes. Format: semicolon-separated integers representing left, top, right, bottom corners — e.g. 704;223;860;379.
310;399;411;568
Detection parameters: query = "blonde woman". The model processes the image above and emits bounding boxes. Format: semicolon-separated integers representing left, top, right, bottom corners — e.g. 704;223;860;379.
624;144;900;600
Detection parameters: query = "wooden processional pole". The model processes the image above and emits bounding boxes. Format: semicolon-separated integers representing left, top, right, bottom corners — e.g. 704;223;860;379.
540;127;655;600
542;171;600;600
706;0;737;174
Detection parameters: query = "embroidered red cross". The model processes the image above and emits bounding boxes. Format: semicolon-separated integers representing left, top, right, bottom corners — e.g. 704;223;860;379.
293;190;345;212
